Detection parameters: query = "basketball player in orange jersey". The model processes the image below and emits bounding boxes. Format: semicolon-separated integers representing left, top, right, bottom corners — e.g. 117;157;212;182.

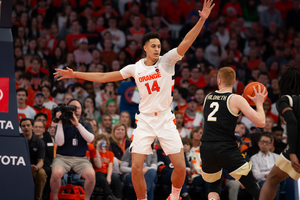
54;1;215;199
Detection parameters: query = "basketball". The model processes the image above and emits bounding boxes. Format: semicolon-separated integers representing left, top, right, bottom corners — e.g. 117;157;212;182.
242;82;267;106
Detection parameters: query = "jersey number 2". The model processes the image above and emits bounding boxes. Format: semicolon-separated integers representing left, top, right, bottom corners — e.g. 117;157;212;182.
145;81;161;94
208;102;219;121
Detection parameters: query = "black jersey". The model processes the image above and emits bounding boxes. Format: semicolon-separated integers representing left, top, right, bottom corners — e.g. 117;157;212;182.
201;91;239;143
276;95;300;157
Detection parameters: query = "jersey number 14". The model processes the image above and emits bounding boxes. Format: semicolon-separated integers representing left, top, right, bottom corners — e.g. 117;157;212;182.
145;81;161;94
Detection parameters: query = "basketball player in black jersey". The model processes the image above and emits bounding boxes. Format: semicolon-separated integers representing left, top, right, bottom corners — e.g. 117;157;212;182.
259;66;300;200
200;67;268;200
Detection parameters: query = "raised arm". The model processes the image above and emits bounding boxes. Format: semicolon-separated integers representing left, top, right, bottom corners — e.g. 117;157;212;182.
177;0;215;56
54;67;124;83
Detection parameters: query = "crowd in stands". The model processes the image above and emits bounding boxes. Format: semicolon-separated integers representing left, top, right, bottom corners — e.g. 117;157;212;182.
13;0;299;199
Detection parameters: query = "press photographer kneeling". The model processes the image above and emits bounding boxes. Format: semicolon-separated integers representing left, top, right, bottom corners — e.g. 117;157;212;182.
50;99;95;200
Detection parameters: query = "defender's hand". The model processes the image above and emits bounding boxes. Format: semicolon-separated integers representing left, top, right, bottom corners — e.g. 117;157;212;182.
54;67;74;81
198;0;215;20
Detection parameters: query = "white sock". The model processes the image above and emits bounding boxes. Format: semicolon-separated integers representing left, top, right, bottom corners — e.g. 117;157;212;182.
171;185;181;200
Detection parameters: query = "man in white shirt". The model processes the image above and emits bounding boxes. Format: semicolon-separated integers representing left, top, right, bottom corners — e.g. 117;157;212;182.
251;133;280;200
54;1;215;199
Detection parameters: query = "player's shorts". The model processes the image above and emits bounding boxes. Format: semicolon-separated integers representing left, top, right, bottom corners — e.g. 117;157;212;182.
52;154;93;177
130;108;183;155
276;153;300;180
200;141;252;182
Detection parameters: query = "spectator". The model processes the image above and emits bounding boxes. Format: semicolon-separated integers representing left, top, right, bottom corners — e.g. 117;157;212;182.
72;82;89;104
204;35;223;68
266;46;288;67
120;143;157;200
17;88;37;124
194;88;205;111
41;86;57;110
286;0;300;32
18;72;36;107
251;133;280;200
89;134;123;200
272;126;287;152
57;4;72;31
119;111;133;139
20;118;47;200
26;56;49;91
184;97;204;130
99;113;113;136
33;119;53;200
124;40;142;64
121;2;145;29
263;98;278;124
175;112;190;138
242;0;259;22
94;16;106;33
203;70;218;93
257;71;270;88
174;87;188;114
161;0;186;24
83;95;100;121
33;91;52;130
65;20;85;52
268;78;280;104
126;14;148;45
79;5;93;31
50;99;95;200
96;82;120;114
187;47;210;68
74;37;93;64
106;100;120;126
189;66;207;88
215;22;230;48
106;17;126;53
82;19;102;50
57;11;78;41
100;38;118;69
260;0;282;28
109;123;131;170
175;66;190;87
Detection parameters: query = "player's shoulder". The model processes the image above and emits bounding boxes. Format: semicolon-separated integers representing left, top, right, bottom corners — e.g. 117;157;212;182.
276;95;294;108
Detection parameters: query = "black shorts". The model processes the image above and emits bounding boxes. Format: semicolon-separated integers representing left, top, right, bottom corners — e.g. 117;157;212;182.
200;141;247;174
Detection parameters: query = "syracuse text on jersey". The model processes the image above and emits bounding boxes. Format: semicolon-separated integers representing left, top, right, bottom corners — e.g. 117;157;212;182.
138;72;162;83
206;94;228;101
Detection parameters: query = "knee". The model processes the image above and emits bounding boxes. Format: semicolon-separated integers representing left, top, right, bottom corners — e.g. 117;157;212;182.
83;168;96;183
51;167;64;181
174;163;186;174
132;164;143;174
37;168;47;180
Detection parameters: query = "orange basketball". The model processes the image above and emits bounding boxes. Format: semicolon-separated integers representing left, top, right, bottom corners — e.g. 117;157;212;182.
242;82;267;106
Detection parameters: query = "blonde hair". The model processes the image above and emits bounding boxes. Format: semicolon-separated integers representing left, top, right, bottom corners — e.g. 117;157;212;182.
111;122;128;144
218;67;236;87
120;111;132;127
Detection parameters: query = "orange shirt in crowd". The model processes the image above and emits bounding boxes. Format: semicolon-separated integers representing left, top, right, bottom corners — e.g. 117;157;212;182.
88;143;114;174
65;33;86;52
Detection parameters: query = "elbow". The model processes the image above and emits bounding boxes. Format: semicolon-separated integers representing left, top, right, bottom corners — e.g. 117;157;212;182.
56;141;64;146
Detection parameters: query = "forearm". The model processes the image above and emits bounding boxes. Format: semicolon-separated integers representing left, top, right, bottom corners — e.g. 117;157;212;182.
254;104;266;127
149;163;157;170
36;160;44;169
177;18;206;56
120;161;132;173
73;71;123;83
107;164;113;178
76;124;94;143
93;151;102;168
284;110;299;153
55;124;64;146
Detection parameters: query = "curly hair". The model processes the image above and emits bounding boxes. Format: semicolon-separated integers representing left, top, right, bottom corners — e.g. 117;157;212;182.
278;65;300;96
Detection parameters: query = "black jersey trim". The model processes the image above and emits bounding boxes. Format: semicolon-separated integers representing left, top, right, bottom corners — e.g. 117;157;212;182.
226;94;240;117
283;95;293;107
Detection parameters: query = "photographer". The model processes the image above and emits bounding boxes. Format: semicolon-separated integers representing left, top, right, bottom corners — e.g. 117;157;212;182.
50;99;95;200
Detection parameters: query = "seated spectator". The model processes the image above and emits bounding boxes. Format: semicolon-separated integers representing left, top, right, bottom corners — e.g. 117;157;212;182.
96;82;120;114
18;72;36;107
100;38;118;70
272;126;287;152
72;82;89;104
124;40;143;64
175;112;190;138
126;14;148;45
235;122;250;152
65;20;85;52
266;47;288;68
157;146;191;200
161;0;186;24
251;133;280;200
33;119;53;200
260;0;282;28
121;2;145;29
17;88;37;126
194;88;205;112
243;132;261;159
120;145;157;200
26;56;49;91
79;5;93;31
215;22;230;48
187;47;210;68
188;126;203;161
242;0;259;22
50;99;95;200
263;98;278;124
82;95;100;121
99;114;113;136
74;37;93;64
33;91;52;129
20;118;47;200
204;35;223;68
203;70;218;93
41;86;58;110
88;134;123;200
184;97;204;130
182;138;192;156
57;11;78;41
106;100;119;126
82;19;102;50
188;66;207;88
85;118;100;136
175;66;190;87
106;17;126;53
257;71;270;88
119;111;133;139
109;123;131;169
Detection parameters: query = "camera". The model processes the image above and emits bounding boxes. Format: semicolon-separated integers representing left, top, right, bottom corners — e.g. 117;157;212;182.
52;104;77;124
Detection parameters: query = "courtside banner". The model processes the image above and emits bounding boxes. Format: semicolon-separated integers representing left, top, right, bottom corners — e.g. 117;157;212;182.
0;32;20;137
0;77;9;112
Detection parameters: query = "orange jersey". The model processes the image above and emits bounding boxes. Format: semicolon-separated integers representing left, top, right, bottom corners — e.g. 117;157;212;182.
88;143;114;174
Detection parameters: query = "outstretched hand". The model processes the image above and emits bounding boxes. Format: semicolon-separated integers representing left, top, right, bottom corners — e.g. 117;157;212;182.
198;0;215;20
53;67;74;81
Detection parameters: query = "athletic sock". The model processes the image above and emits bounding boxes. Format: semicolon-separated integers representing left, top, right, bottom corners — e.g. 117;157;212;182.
171;185;181;200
